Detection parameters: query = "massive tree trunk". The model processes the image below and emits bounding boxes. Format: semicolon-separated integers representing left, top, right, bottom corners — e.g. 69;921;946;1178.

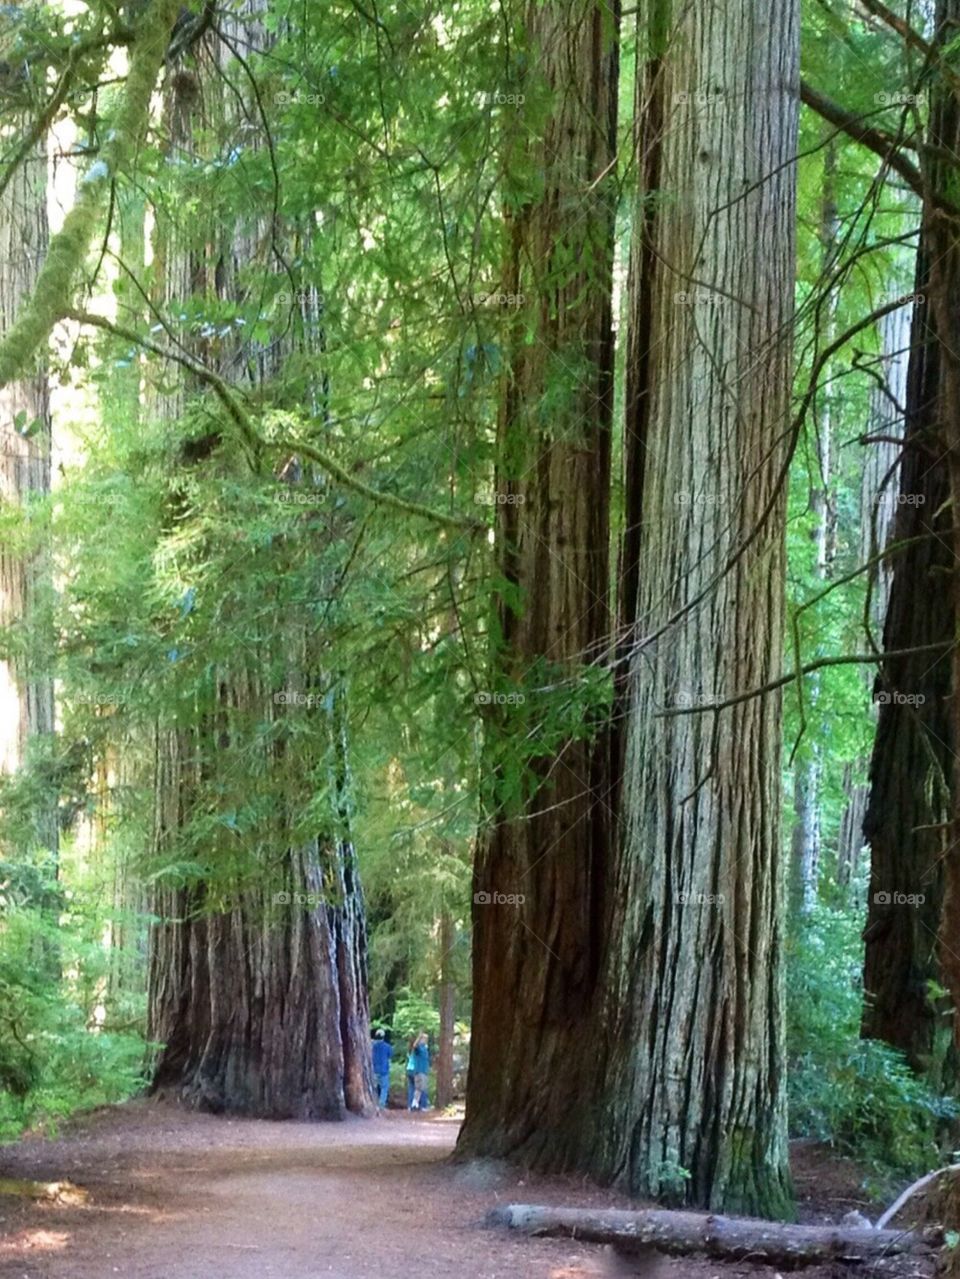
0;94;56;861
597;0;798;1216
915;0;960;1083
860;8;958;1082
459;0;618;1166
148;703;371;1117
144;7;373;1117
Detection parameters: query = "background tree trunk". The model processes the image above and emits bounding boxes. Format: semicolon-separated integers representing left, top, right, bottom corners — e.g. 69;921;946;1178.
791;141;839;918
435;911;455;1109
860;35;957;1080
597;0;798;1216
459;0;618;1167
837;303;911;894
0;99;56;858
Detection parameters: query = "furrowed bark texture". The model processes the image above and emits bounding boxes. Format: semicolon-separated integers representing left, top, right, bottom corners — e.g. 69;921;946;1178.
459;0;618;1167
918;0;960;1077
861;280;953;1074
145;4;372;1117
599;0;798;1216
0;101;55;857
862;2;959;1084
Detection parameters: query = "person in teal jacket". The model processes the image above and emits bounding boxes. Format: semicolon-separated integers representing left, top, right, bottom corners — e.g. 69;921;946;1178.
406;1031;430;1111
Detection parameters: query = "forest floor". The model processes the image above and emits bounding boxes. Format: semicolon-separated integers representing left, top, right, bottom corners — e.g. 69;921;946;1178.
0;1099;935;1279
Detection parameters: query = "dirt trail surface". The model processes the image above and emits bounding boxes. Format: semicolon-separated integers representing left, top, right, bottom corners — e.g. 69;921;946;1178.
0;1101;932;1278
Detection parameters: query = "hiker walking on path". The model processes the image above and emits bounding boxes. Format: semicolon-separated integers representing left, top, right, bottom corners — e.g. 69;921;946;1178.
371;1029;392;1111
406;1031;430;1112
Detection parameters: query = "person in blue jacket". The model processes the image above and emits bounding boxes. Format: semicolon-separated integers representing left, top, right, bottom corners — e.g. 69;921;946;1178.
406;1030;430;1112
371;1028;392;1111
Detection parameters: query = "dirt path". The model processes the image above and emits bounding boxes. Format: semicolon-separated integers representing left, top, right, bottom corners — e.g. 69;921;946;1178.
0;1101;932;1278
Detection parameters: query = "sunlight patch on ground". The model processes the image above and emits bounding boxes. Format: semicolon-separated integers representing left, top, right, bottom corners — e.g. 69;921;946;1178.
0;1178;89;1205
0;1228;70;1255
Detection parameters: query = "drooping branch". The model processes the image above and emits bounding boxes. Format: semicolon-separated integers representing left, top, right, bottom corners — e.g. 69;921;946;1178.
654;642;955;718
68;310;481;534
799;80;928;202
0;42;95;206
0;0;184;390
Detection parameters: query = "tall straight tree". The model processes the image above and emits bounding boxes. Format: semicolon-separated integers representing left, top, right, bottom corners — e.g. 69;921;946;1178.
0;82;56;863
861;0;960;1081
861;282;954;1076
598;0;798;1215
142;3;373;1118
459;0;618;1165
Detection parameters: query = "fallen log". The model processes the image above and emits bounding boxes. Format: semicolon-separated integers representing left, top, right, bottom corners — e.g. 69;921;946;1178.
487;1203;940;1269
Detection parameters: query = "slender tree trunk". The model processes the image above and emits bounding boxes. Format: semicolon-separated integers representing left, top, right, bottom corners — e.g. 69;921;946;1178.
436;911;455;1109
791;144;839;918
0;104;55;858
597;0;798;1216
837;304;910;893
459;0;618;1166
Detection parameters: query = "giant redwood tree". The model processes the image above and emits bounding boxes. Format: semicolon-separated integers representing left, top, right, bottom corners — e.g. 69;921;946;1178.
459;0;618;1165
142;2;373;1118
596;0;799;1215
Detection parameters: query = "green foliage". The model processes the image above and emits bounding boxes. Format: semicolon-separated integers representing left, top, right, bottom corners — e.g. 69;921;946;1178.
787;905;957;1179
389;989;440;1046
0;898;147;1141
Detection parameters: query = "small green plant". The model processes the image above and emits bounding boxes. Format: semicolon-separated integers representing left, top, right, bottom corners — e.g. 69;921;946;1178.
787;903;957;1178
0;899;147;1141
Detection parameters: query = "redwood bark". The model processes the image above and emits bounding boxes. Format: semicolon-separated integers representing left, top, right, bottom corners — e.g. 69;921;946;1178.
598;0;798;1216
861;7;958;1081
459;0;618;1165
144;6;373;1118
920;0;960;1078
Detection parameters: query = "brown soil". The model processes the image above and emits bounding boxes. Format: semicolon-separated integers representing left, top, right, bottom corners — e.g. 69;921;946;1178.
0;1101;935;1278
